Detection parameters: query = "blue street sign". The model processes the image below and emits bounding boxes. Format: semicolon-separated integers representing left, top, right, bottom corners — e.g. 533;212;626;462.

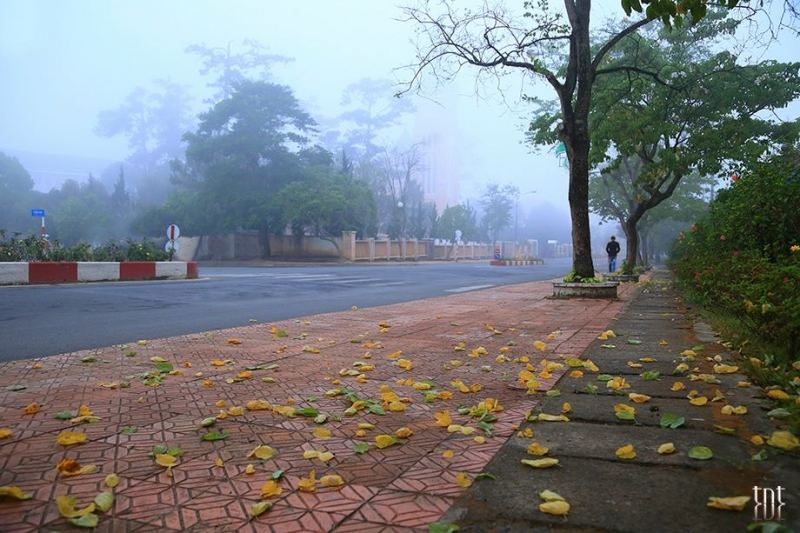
31;209;45;217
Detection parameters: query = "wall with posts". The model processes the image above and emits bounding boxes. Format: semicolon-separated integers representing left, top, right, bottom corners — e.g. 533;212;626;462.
174;231;541;263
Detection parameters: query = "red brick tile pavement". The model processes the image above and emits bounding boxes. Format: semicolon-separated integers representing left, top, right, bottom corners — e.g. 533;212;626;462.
0;279;638;531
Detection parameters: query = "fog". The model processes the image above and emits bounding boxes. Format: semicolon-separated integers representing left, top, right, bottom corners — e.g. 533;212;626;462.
1;0;798;252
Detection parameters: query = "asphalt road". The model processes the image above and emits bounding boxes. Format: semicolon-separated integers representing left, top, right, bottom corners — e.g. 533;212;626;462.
0;259;572;361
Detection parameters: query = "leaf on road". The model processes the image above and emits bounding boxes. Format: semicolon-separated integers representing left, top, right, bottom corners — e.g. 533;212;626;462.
688;446;714;460
707;496;750;511
539;500;570;516
249;501;273;519
689;396;709;406
313;427;332;440
527;442;549;456
56;431;87;446
260;479;282;498
68;514;99;528
615;444;636;460
56;458;98;477
201;431;229;442
320;474;345;487
93;491;114;513
248;445;276;460
766;431;799;451
660;413;685;429
0;428;12;439
375;435;398;449
0;486;32;500
23;403;41;415
628;393;651;403
657;442;676;455
56;495;95;518
521;458;559;468
455;472;473;488
104;473;119;488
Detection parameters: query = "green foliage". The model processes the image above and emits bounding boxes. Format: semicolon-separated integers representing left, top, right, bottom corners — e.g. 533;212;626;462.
670;151;800;361
481;184;518;242
0;152;36;234
563;271;602;283
0;232;167;262
272;172;377;240
435;204;480;241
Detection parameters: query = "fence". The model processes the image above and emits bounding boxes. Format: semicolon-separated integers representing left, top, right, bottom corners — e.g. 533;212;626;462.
176;230;540;263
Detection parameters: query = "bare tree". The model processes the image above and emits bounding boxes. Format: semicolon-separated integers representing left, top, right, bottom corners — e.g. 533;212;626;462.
397;0;654;278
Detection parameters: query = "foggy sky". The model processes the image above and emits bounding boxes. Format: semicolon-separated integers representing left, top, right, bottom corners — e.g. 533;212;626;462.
1;0;798;221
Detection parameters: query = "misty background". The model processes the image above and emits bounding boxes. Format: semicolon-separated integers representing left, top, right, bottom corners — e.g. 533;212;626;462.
1;0;798;255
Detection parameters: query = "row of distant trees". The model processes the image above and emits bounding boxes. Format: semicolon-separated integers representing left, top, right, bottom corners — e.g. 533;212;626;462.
0;39;532;249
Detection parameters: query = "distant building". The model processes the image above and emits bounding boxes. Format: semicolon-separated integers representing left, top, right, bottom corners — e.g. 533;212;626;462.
413;102;461;214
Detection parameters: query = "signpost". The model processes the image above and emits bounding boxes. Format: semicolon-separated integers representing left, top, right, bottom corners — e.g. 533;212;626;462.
31;209;47;240
165;224;180;261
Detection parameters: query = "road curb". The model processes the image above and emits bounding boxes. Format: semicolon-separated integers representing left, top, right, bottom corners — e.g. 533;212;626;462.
0;261;198;285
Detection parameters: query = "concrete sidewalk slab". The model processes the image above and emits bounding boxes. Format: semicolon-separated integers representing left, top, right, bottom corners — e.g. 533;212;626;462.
0;278;638;532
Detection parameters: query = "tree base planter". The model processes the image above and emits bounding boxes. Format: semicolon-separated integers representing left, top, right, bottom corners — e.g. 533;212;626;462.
552;281;619;299
603;274;640;283
490;259;544;266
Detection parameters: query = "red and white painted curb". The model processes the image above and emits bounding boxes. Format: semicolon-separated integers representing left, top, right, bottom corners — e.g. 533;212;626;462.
0;261;198;285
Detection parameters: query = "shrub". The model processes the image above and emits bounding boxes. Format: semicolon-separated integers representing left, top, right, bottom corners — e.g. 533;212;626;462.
670;150;800;361
0;231;169;262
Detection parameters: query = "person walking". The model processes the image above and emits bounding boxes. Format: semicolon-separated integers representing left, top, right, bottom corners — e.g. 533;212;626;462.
606;236;621;273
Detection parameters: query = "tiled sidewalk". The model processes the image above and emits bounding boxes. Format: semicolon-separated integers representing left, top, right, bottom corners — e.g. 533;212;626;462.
0;279;639;532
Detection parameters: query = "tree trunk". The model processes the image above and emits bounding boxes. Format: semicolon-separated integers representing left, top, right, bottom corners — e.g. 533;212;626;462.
567;134;595;278
623;218;638;275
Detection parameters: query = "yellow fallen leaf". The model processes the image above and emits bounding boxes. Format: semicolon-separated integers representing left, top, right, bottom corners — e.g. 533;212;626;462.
32;362;43;369
0;486;32;500
23;403;41;415
56;458;98;477
238;370;252;379
313;428;332;440
639;357;656;363
227;406;244;416
606;376;630;391
533;414;570;422
455;472;473;488
56;495;95;518
583;359;599;372
214;457;224;467
56;431;87;446
302;346;321;354
261;479;283;498
767;389;791;401
442;450;454;459
671;381;685;391
674;363;689;373
569;370;584;379
680;349;696;358
527;442;549;456
533;341;547;352
155;454;178;468
628;393;651;403
561;402;571;414
766;430;799;451
104;473;119;488
707;496;750;511
539;500;570;516
395;427;413;439
473;435;486;444
375;435;397;449
657;442;675;455
227;338;242;345
750;435;764;446
0;428;12;440
320;474;345;488
614;404;636;415
627;361;643;369
246;399;271;411
689;396;709;406
298;469;317;492
713;364;739;374
358;422;375;430
519;428;534;438
615;444;636;460
521;458;559;468
250;500;272;518
434;411;452;427
202;379;214;388
721;405;748;415
396;359;413;370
